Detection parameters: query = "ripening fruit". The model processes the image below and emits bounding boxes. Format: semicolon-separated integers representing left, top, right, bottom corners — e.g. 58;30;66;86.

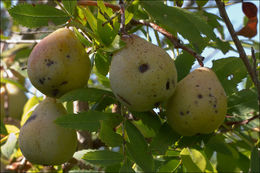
166;67;227;136
27;28;91;98
0;83;27;120
109;35;177;111
19;97;77;165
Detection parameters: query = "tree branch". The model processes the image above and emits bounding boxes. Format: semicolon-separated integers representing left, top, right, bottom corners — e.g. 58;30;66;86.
0;39;40;44
119;0;126;35
215;0;260;112
226;114;260;126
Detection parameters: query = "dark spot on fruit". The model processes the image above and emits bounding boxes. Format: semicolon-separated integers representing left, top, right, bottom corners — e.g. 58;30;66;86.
154;102;160;107
117;94;131;105
209;93;213;97
60;81;68;86
153;94;157;97
208;87;211;90
45;59;55;67
38;77;45;85
209;100;212;104
197;94;203;99
47;77;51;80
198;69;203;72
59;49;62;52
186;111;190;114
139;63;149;73
213;104;217;108
196;84;200;87
66;54;71;58
24;114;37;126
166;80;170;90
180;111;184;116
215;110;218;114
52;89;59;97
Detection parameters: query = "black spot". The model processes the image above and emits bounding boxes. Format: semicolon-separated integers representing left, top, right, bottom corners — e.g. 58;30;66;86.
153;94;157;97
215;110;218;114
197;94;203;99
186;111;190;114
180;111;184;116
52;89;59;97
24;114;37;126
45;59;55;67
166;80;170;90
209;93;213;97
60;81;68;86
117;94;131;105
66;54;71;58
39;77;45;85
154;102;160;107
196;84;200;87
47;77;51;80
213;104;217;108
139;63;149;73
208;87;212;90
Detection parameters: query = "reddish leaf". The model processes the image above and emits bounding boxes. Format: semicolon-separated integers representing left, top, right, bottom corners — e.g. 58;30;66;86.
242;2;257;19
236;17;258;38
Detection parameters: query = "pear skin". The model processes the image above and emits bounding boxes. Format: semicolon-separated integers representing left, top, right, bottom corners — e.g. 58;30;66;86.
27;28;91;98
166;67;227;136
109;35;177;111
19;97;77;165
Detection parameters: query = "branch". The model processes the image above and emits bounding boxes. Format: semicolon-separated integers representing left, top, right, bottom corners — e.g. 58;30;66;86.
215;0;260;112
0;39;41;44
119;0;126;35
225;114;260;126
131;20;205;66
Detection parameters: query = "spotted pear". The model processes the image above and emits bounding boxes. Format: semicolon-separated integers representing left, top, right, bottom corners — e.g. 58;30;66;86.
19;97;77;165
109;35;177;111
166;67;227;136
27;28;91;98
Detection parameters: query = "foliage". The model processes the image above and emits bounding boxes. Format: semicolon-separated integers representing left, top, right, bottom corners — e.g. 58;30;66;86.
0;0;259;172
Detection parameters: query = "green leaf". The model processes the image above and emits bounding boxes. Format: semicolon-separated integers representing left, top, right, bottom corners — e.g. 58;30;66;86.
119;158;135;173
140;2;216;52
212;57;248;96
0;121;7;135
99;121;123;147
55;111;119;132
196;0;209;8
59;87;115;103
180;148;207;172
101;35;126;53
1;133;17;158
205;135;233;155
251;146;260;173
82;7;97;32
73;27;92;47
94;51;111;76
228;88;258;115
175;51;195;81
8;4;69;28
125;120;154;172
83;150;124;166
158;159;181;172
62;0;77;16
150;123;180;155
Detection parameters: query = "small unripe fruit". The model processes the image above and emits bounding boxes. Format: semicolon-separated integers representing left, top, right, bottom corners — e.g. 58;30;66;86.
109;35;177;111
166;67;227;136
19;97;77;165
27;28;91;98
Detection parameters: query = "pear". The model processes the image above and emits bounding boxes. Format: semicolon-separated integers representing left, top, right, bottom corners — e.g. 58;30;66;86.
166;67;227;136
19;97;77;165
1;83;27;120
109;35;177;111
27;28;91;98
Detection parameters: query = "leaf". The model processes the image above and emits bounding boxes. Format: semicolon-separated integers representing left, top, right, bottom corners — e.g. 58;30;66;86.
212;57;248;96
125;120;154;172
140;1;217;52
180;148;207;172
158;159;181;172
242;2;258;19
82;7;97;32
8;4;69;28
236;17;257;38
55;111;119;132
205;135;233;155
101;35;126;53
0;121;7;135
83;150;123;166
175;51;195;81
62;0;77;16
150;123;180;155
59;87;115;103
196;0;208;8
1;133;17;158
94;51;111;76
73;27;92;47
228;88;258;115
119;158;135;173
251;146;260;173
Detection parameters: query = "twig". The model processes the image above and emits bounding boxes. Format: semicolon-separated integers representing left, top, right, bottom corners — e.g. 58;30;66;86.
77;0;120;12
215;0;260;112
0;40;41;44
251;47;260;113
131;20;205;66
226;114;260;126
119;0;126;35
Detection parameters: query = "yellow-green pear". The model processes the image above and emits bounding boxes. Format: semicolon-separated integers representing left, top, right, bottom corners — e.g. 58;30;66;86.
27;28;91;98
19;97;77;165
166;67;227;136
109;35;177;111
0;83;27;120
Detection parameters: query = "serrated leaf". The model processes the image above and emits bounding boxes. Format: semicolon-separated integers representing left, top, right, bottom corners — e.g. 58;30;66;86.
150;123;180;155
212;57;248;96
55;110;119;132
59;87;115;103
1;133;17;158
62;0;77;16
125;120;154;172
228;88;258;115
83;150;123;166
8;4;69;28
180;148;207;172
175;51;195;81
251;146;260;173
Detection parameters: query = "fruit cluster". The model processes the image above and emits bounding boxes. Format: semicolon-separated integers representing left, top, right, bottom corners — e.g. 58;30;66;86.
19;28;227;166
